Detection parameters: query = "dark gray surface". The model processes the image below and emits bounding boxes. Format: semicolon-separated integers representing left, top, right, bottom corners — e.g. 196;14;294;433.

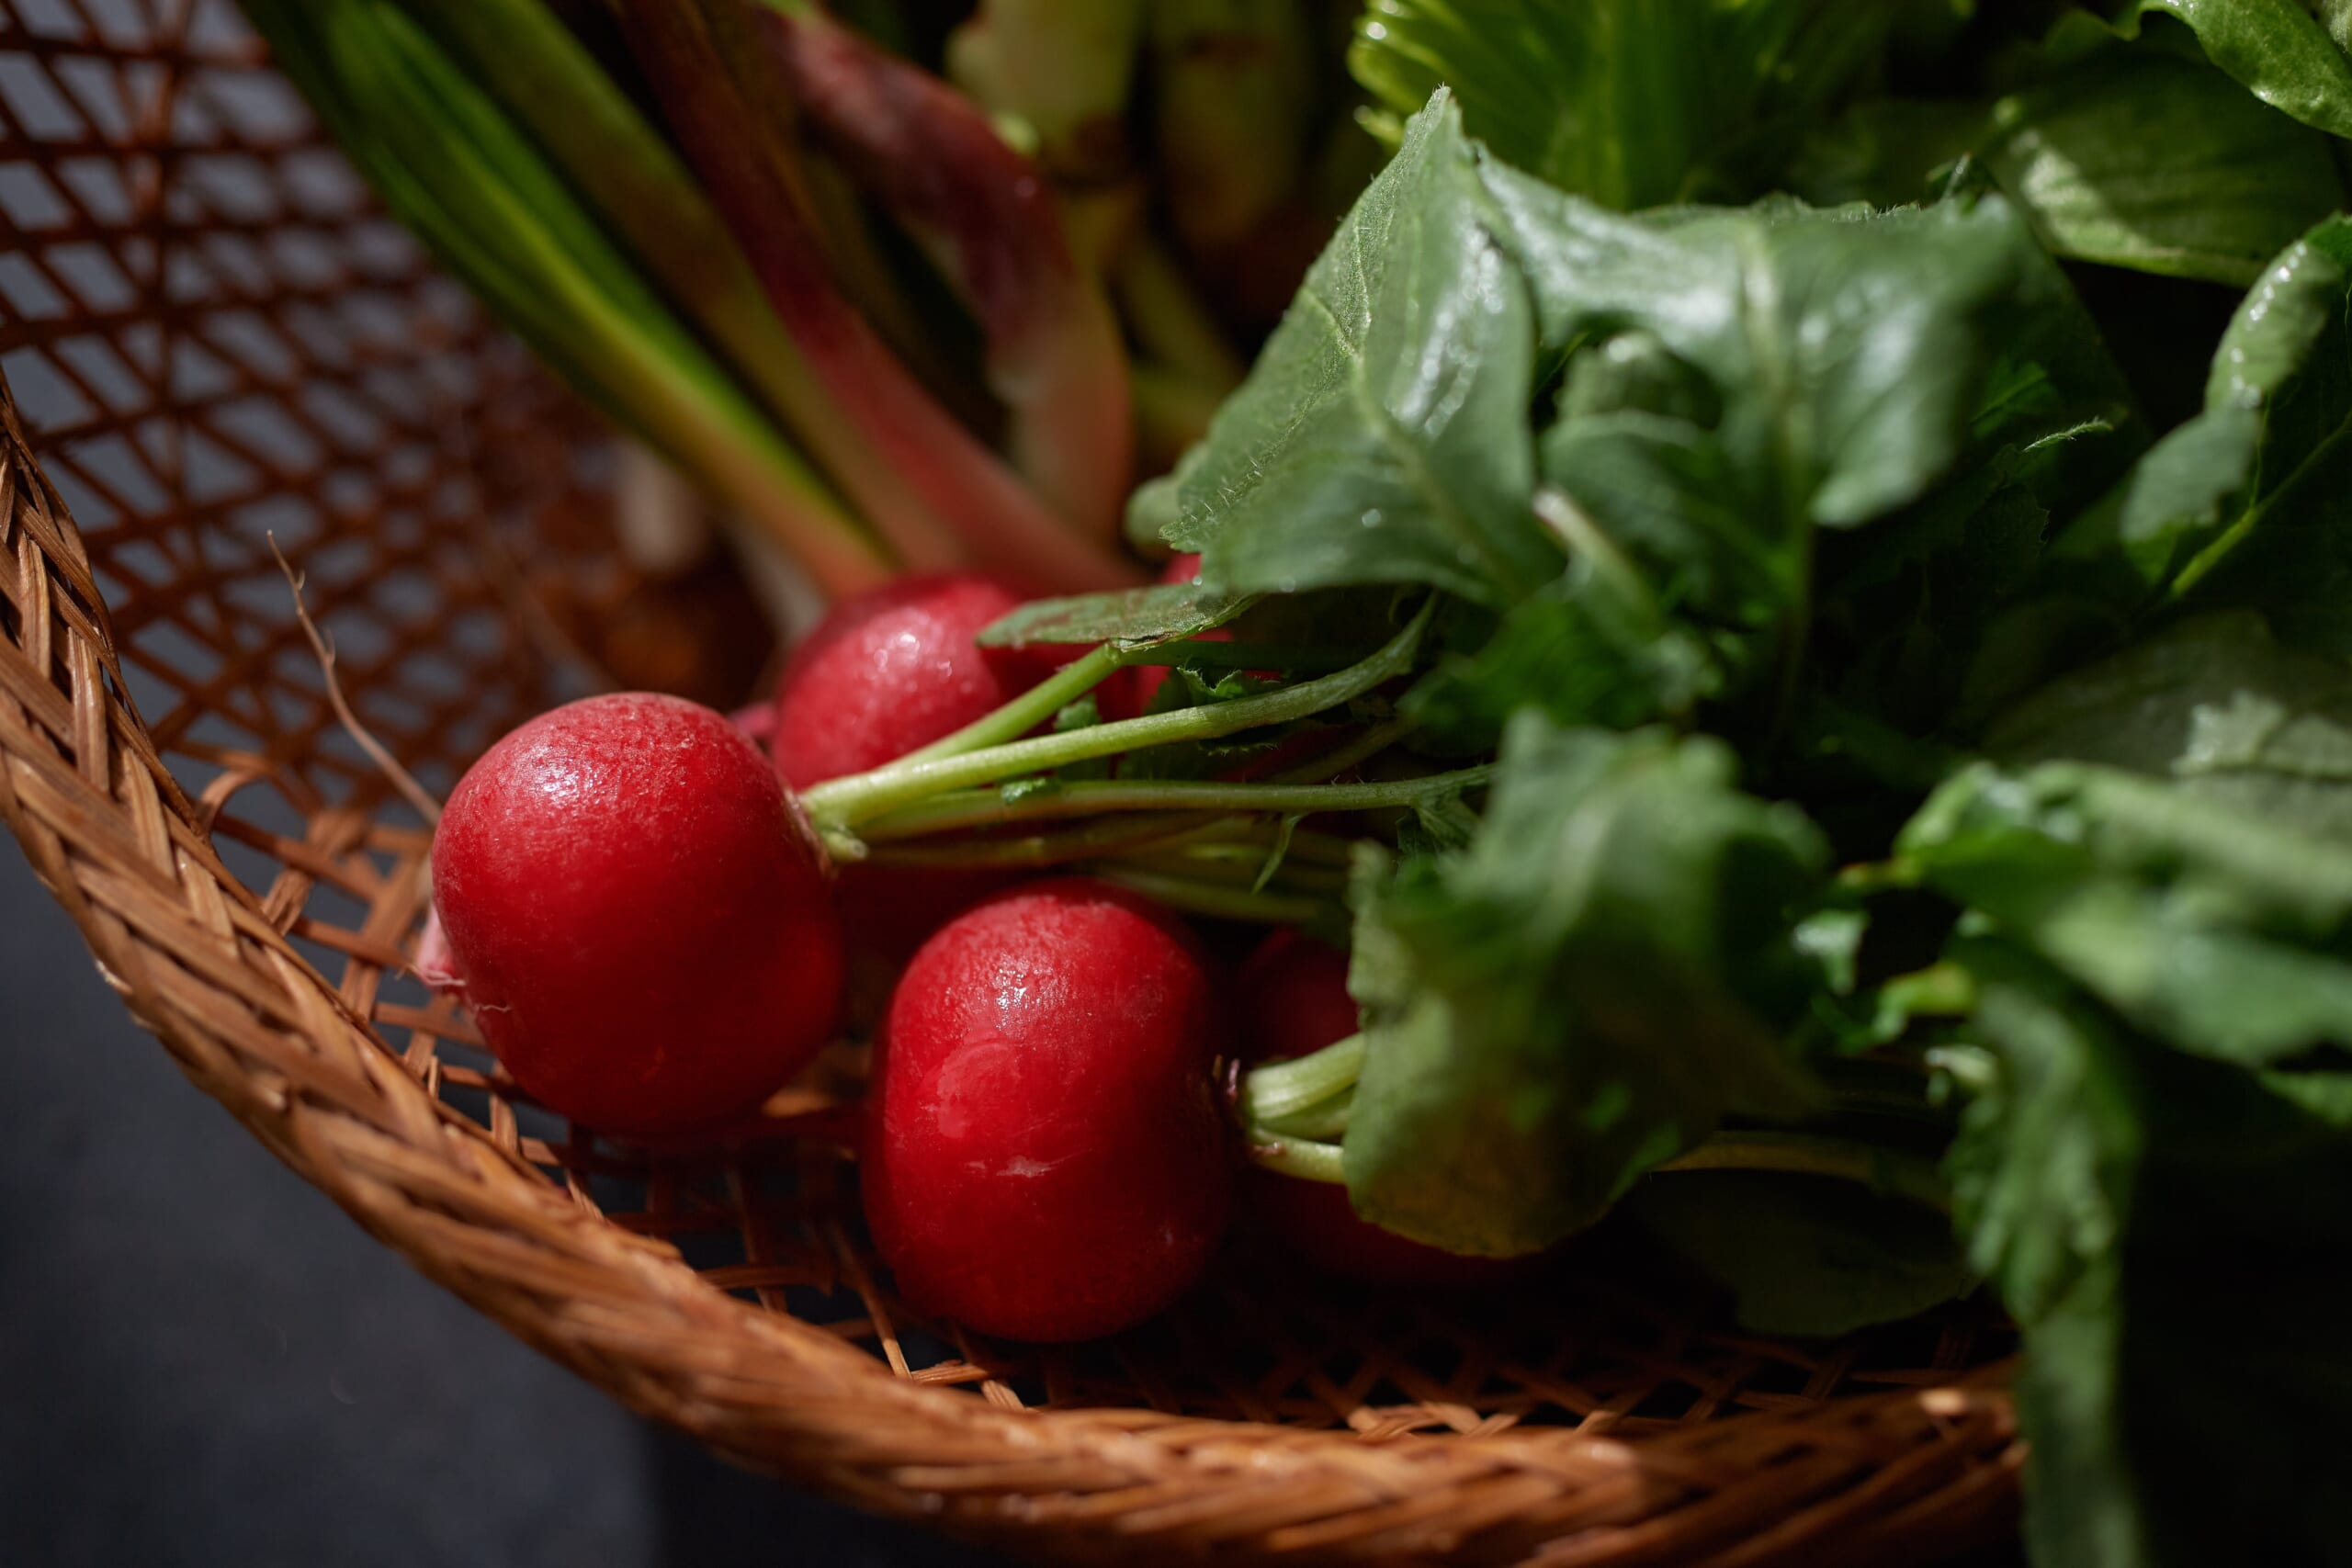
0;849;996;1568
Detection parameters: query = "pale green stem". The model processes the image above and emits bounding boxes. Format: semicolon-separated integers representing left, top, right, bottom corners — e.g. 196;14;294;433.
1087;866;1335;924
853;765;1493;842
801;601;1433;828
1654;1131;1951;1213
1246;1134;1346;1184
891;643;1126;767
1240;1033;1363;1130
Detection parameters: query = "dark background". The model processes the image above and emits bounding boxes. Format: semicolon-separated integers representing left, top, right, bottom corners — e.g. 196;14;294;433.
0;848;2022;1567
0;849;997;1568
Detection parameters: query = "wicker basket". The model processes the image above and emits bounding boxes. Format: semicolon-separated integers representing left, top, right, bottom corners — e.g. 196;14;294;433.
0;5;2022;1562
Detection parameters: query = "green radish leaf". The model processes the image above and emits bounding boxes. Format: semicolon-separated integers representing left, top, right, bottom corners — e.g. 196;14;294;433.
1944;939;2352;1568
1627;1171;1975;1337
2042;216;2352;630
1897;754;2352;1064
1396;555;1723;756
1162;93;1563;606
2063;0;2352;141
1980;47;2342;287
976;581;1258;649
1348;0;1900;209
1786;100;1986;209
1487;178;2088;715
1342;718;1829;1256
1490;179;2051;537
1987;612;2352;841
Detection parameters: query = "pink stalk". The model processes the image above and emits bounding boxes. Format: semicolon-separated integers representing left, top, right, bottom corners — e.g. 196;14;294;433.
754;3;1136;544
619;1;1140;593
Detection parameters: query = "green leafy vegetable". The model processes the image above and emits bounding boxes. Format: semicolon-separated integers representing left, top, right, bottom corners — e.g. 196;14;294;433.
1987;612;2352;840
977;581;1259;649
276;10;2352;1563
1982;47;2342;286
1343;717;1828;1256
1628;1170;1975;1337
1160;95;1561;605
1349;0;1897;209
2046;215;2352;608
2066;0;2352;141
1946;939;2352;1568
1899;756;2352;1065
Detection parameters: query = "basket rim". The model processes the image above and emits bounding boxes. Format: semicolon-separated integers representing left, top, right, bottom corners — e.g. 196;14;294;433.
0;359;2020;1563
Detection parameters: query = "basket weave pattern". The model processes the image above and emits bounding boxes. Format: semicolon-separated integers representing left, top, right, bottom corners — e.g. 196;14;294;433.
0;4;2021;1561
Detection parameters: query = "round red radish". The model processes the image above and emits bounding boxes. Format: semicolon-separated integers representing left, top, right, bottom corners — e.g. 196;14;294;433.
864;878;1233;1340
430;693;842;1137
770;574;1045;960
1239;931;1526;1288
770;572;1037;791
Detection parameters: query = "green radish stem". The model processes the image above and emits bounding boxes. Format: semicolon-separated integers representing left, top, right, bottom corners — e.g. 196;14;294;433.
892;643;1127;768
851;767;1495;843
1248;1135;1347;1184
1090;867;1337;924
1651;1132;1953;1214
859;812;1353;873
1238;1039;1954;1215
1116;641;1358;671
1240;1032;1363;1132
800;600;1436;829
1115;844;1351;893
1241;1127;1952;1216
852;719;1424;870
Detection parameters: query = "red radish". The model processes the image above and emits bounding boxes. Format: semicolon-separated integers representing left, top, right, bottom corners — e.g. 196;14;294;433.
770;573;1044;960
1239;931;1526;1288
431;693;843;1137
1237;929;1359;1061
770;572;1037;791
864;878;1234;1340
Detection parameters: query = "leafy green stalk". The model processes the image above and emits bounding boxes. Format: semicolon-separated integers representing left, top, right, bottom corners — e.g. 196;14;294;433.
388;0;974;573
614;0;1137;592
241;0;896;595
2065;0;2352;141
846;766;1495;842
1351;0;1901;209
1943;939;2352;1568
1089;866;1337;926
798;598;1433;828
743;0;1137;541
1341;718;1832;1256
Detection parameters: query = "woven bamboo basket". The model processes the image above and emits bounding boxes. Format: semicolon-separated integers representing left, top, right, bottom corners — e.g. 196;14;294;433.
0;4;2024;1562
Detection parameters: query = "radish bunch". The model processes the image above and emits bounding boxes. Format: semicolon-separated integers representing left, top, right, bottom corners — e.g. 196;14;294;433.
425;574;1497;1340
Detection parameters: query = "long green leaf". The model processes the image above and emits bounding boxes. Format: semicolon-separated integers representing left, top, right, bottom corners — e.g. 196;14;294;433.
241;0;894;594
390;0;967;572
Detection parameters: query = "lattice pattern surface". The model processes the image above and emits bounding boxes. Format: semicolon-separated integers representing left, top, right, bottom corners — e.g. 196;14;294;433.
0;4;2024;1562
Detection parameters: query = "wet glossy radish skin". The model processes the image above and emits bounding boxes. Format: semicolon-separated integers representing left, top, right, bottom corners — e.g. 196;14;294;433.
864;878;1234;1340
1240;931;1525;1288
771;574;1044;960
771;573;1035;790
431;693;843;1137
